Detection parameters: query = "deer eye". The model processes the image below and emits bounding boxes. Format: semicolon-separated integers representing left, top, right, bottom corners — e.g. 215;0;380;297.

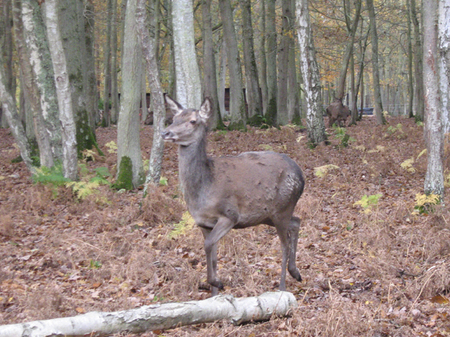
190;120;196;125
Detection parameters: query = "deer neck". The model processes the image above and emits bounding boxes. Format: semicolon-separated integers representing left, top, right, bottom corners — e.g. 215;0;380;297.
178;134;214;205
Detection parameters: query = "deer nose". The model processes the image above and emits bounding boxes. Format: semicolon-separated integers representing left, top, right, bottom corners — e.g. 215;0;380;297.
161;130;172;140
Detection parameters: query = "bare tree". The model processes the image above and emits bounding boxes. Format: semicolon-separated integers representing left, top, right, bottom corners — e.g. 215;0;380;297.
265;0;277;125
411;0;425;121
423;0;444;198
439;0;450;134
295;0;327;146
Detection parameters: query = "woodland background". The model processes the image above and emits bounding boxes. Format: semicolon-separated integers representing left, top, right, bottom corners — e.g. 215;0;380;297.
1;0;450;335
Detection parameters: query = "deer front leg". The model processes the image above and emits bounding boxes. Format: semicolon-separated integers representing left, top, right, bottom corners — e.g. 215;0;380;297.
200;217;235;296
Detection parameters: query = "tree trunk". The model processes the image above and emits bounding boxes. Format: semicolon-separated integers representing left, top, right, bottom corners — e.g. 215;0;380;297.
59;0;98;155
439;0;450;134
366;0;386;125
21;0;62;167
411;0;425;121
288;0;301;124
137;0;166;187
265;0;277;125
116;0;144;189
103;0;113;126
335;0;362;101
406;0;414;118
295;0;327;146
84;0;98;131
202;0;224;129
0;292;297;337
0;0;14;128
172;0;202;108
240;0;263;122
110;0;119;124
219;0;246;129
423;0;444;197
277;0;290;125
259;0;268;115
45;0;78;180
0;58;34;172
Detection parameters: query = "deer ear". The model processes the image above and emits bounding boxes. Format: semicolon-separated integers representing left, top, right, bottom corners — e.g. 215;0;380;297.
199;97;212;120
164;94;184;116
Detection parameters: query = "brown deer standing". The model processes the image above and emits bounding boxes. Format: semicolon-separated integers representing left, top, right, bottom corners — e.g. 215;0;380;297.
162;95;305;296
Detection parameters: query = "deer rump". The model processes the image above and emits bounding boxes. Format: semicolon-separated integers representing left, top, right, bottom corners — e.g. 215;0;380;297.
191;152;304;229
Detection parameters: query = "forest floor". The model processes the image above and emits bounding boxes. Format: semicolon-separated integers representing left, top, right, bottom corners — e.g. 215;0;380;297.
1;116;450;336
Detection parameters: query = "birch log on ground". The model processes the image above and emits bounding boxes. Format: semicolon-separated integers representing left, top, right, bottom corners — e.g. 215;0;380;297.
0;292;297;337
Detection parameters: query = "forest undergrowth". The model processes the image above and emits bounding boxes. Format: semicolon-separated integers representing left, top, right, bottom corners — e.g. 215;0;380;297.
1;116;449;336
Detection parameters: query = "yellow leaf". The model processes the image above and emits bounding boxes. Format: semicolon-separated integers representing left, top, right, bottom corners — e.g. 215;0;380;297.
430;295;449;304
296;135;305;142
314;164;340;178
75;307;85;314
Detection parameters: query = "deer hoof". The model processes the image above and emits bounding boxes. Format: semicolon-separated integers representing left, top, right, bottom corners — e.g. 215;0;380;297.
289;267;302;282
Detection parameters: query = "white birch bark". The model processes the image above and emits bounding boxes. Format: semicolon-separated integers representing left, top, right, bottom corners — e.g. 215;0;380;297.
0;292;297;337
44;0;78;181
439;0;450;134
21;0;62;167
295;0;327;145
423;0;444;197
172;0;202;108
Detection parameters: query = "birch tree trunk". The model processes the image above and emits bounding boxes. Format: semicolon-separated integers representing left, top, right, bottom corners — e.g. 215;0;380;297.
110;0;119;124
295;0;327;146
219;0;246;130
240;0;263;122
21;0;62;167
0;292;297;337
0;0;14;128
438;0;450;134
172;0;202;108
116;0;144;189
423;0;444;197
45;0;78;180
366;0;386;125
406;0;414;118
136;0;166;187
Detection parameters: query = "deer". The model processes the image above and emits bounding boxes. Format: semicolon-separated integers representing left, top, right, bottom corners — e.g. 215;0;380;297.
161;94;305;296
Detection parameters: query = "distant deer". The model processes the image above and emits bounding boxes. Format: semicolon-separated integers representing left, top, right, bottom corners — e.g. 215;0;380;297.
162;95;305;296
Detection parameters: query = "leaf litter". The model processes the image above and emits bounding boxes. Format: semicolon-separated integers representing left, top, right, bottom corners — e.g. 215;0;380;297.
0;116;450;336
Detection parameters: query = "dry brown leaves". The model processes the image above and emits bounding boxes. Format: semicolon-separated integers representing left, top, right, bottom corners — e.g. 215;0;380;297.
1;116;449;336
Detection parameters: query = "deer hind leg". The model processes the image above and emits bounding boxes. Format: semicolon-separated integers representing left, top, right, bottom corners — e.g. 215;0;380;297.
287;216;302;282
275;216;302;291
201;217;234;296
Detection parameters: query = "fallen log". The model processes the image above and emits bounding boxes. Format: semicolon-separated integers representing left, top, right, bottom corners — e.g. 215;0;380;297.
0;291;297;337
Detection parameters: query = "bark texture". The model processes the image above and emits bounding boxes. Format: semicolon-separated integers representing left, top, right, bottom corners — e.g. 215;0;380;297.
45;0;78;180
0;292;297;337
295;0;327;145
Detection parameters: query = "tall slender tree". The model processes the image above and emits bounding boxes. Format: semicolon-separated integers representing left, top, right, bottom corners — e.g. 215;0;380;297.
240;0;263;123
295;0;327;145
439;0;450;134
116;0;144;189
172;0;202;108
219;0;246;129
423;0;444;198
137;0;166;186
411;0;425;121
366;0;386;125
265;0;277;125
45;0;78;180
